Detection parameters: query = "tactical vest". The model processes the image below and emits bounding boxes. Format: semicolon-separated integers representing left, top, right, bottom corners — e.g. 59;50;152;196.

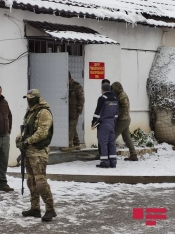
24;107;53;150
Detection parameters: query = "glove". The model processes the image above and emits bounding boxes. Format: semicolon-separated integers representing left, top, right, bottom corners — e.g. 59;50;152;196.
16;154;22;163
15;134;22;148
18;140;28;151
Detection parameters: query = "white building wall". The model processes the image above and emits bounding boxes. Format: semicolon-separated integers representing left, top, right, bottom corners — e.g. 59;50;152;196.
84;44;121;147
1;7;175;159
0;9;28;163
163;28;175;47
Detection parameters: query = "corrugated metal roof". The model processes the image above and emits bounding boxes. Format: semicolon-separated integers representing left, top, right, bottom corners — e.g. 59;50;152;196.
26;21;119;44
27;21;98;34
1;0;175;27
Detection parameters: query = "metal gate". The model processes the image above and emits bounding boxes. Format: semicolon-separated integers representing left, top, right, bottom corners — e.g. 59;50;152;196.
69;56;84;143
29;53;69;147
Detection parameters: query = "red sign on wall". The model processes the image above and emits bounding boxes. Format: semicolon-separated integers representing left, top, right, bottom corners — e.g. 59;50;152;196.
89;62;105;79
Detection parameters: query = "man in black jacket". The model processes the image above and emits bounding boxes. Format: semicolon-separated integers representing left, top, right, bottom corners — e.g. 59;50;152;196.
102;80;138;161
91;83;119;168
0;86;14;191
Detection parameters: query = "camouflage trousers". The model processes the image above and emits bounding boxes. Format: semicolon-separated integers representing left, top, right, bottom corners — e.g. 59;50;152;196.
69;118;80;147
25;156;54;211
115;120;136;155
0;134;10;185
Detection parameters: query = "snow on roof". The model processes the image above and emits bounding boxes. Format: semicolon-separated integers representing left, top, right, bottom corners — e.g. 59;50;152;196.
1;0;175;28
45;30;118;44
26;21;118;44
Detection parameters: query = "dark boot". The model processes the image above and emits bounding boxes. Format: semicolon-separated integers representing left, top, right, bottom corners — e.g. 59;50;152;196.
22;209;41;218
96;164;109;168
42;210;57;222
0;184;14;192
124;154;138;161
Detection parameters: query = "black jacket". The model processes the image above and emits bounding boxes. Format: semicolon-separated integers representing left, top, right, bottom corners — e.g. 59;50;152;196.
92;91;119;126
0;95;12;135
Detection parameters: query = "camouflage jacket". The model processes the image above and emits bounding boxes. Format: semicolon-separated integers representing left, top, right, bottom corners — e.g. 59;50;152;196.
69;79;85;120
23;98;53;158
111;82;131;121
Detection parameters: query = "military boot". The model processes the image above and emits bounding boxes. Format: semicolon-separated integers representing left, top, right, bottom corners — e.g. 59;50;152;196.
22;209;41;218
73;144;81;150
59;146;74;152
124;154;138;161
60;144;74;152
42;210;57;222
0;184;14;192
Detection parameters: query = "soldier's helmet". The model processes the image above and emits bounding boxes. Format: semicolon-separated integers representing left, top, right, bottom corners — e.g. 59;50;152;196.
23;89;41;99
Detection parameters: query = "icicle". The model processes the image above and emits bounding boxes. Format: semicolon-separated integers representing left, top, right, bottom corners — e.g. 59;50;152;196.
4;0;13;12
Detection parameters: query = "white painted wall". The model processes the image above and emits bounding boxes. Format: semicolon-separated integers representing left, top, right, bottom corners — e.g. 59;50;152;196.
120;50;156;134
84;44;121;147
1;7;175;158
163;28;175;47
0;9;28;163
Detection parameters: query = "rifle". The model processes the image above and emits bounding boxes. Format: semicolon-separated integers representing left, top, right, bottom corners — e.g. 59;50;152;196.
20;125;25;195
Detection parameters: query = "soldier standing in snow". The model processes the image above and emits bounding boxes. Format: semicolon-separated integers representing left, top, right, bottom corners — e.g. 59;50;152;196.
60;71;84;152
16;89;56;222
111;81;138;161
91;83;118;168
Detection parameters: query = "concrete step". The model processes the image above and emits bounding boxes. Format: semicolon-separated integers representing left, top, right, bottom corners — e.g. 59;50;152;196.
117;147;157;156
7;172;175;184
48;147;157;164
48;148;99;165
9;147;157;167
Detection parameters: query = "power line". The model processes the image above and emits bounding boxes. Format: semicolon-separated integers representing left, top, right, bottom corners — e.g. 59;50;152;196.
0;51;28;65
4;14;27;48
0;38;26;42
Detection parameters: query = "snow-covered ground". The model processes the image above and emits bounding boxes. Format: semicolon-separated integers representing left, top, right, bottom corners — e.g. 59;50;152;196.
1;176;175;233
7;143;175;176
2;143;175;233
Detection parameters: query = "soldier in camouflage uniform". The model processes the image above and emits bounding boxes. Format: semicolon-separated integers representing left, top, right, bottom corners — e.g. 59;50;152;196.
60;72;84;152
16;89;56;221
111;82;138;161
